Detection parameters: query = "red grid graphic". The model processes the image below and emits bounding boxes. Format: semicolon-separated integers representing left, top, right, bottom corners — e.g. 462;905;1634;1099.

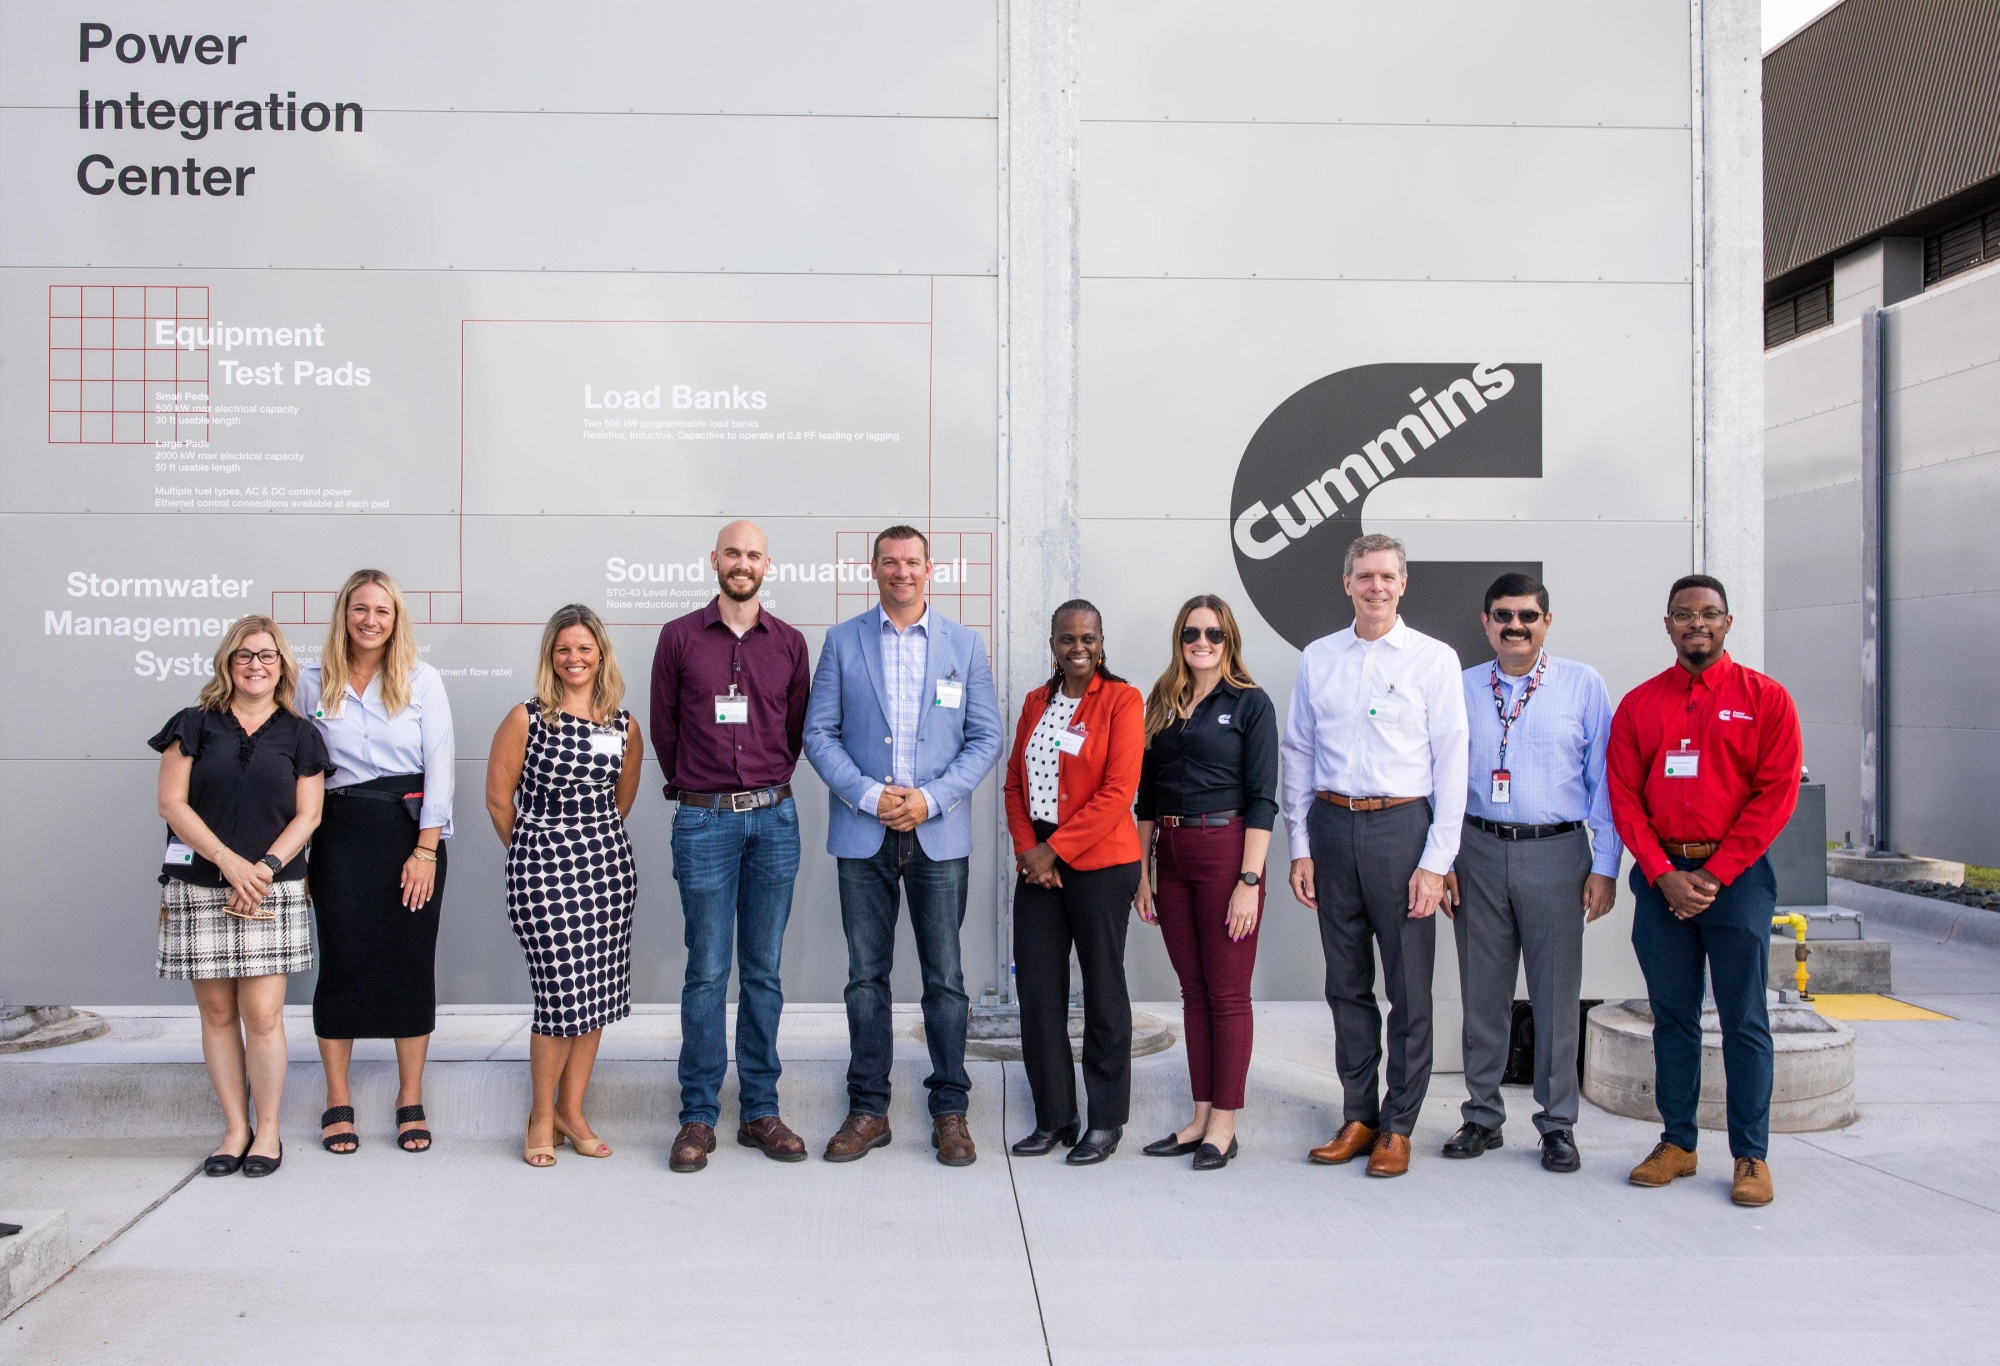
270;590;463;629
47;285;210;444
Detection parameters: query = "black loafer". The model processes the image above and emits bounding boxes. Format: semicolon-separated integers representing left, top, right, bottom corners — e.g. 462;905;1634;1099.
1192;1138;1238;1170
1441;1122;1504;1159
204;1136;252;1177
1066;1127;1122;1165
1142;1133;1201;1157
1541;1129;1581;1173
240;1142;284;1178
1010;1122;1079;1157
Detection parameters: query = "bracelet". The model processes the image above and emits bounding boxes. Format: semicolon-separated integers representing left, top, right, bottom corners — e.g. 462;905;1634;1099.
411;848;438;863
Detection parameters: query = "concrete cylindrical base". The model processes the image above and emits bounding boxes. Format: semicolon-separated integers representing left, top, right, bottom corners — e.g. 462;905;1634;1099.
1583;999;1857;1132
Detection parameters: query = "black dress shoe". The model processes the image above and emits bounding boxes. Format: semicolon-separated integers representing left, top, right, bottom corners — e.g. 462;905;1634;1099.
1066;1127;1122;1165
1142;1133;1202;1157
1191;1138;1239;1171
204;1135;252;1177
1540;1129;1581;1173
1441;1122;1504;1159
1010;1122;1079;1157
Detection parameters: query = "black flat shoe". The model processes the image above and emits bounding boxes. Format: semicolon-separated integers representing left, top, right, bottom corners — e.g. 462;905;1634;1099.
1441;1122;1504;1159
240;1142;283;1178
320;1106;358;1154
1066;1127;1122;1165
1142;1133;1202;1157
1192;1138;1239;1171
204;1135;252;1177
1011;1122;1079;1157
1540;1129;1581;1173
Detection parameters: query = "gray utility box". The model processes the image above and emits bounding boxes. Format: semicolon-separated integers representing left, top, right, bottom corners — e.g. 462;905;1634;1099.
1771;784;1829;906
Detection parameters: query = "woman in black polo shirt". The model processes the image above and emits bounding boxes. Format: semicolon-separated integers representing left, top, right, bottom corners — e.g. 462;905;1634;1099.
1134;595;1278;1169
151;615;332;1178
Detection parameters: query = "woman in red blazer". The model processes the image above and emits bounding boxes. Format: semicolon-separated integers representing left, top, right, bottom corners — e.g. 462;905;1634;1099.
1003;599;1145;1165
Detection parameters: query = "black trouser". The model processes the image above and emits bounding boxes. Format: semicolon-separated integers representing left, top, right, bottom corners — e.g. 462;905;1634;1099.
1014;821;1141;1132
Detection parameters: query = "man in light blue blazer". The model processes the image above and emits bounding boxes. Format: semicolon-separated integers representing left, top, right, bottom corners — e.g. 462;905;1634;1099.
803;525;1003;1166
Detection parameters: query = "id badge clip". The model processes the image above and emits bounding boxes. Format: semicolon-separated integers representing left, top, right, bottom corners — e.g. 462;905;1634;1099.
934;676;964;709
589;728;624;757
1664;748;1700;778
1489;769;1512;804
164;838;195;867
1056;723;1087;757
715;685;749;725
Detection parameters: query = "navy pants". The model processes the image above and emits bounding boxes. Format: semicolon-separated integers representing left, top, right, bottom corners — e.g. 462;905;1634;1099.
1630;854;1775;1160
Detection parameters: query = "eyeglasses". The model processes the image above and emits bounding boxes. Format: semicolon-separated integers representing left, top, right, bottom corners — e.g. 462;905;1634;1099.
1668;609;1728;625
231;650;281;666
1181;627;1227;645
1487;609;1543;626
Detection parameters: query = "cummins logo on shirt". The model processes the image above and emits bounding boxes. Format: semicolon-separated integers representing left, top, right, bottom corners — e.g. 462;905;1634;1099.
1229;361;1544;663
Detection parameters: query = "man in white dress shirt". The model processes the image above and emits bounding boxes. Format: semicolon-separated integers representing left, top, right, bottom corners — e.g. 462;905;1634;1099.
1283;533;1469;1178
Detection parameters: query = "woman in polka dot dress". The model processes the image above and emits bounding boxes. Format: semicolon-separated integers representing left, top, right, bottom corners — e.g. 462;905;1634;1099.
485;605;644;1167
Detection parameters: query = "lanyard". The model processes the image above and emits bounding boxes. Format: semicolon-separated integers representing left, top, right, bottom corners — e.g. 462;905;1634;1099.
1488;652;1547;770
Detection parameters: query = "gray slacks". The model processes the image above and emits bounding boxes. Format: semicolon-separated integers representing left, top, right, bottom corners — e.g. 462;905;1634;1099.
1452;821;1590;1133
1308;797;1435;1136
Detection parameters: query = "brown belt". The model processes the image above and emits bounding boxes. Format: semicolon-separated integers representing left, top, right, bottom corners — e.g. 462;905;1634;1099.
1661;840;1720;859
1318;792;1423;812
675;784;792;811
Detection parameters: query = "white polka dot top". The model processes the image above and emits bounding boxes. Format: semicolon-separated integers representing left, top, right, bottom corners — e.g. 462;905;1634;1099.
1026;688;1083;824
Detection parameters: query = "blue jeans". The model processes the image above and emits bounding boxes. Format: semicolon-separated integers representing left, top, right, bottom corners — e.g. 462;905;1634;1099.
837;828;971;1118
1631;854;1775;1160
670;798;801;1127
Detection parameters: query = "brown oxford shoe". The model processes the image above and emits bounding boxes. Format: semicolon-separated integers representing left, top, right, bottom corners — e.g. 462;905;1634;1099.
1365;1132;1412;1178
737;1115;807;1162
1731;1156;1774;1207
1308;1120;1380;1165
823;1112;892;1163
1628;1140;1698;1187
670;1121;717;1173
932;1113;977;1167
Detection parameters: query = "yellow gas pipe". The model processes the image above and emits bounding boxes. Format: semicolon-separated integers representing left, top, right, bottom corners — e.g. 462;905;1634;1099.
1772;913;1811;998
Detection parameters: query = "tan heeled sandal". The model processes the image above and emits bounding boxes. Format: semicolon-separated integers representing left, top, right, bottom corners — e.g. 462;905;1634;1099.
554;1116;610;1158
523;1123;557;1167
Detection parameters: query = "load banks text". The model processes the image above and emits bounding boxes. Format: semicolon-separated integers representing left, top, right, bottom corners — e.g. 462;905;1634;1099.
584;385;766;411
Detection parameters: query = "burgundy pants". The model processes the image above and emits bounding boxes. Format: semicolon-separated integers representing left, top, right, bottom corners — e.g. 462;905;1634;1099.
1154;820;1262;1110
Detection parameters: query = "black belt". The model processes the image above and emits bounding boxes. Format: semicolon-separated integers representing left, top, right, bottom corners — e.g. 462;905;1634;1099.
675;783;792;812
1157;810;1241;828
1468;815;1584;841
327;775;424;822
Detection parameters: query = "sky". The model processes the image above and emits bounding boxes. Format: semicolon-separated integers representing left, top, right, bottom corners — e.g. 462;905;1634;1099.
1765;0;1843;50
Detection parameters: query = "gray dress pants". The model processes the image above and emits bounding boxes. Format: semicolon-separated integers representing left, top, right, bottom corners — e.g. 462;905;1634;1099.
1452;821;1590;1134
1308;797;1435;1136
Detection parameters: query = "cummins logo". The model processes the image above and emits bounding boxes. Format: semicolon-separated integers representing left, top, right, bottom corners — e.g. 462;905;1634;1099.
1229;362;1543;662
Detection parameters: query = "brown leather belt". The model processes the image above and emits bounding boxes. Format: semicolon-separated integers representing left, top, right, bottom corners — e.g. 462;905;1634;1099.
1318;792;1423;812
676;784;793;812
1661;840;1719;859
1158;811;1241;828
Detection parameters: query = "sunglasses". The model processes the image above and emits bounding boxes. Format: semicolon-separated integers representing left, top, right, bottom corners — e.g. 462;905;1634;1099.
1487;609;1543;625
1180;627;1227;645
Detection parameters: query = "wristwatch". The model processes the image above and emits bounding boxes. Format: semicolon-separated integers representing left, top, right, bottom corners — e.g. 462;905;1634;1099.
260;854;284;875
1238;871;1261;887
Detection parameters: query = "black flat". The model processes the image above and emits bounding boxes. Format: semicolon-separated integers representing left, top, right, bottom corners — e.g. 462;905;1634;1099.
1142;1134;1201;1157
204;1135;252;1177
1192;1138;1239;1170
1010;1122;1079;1157
1066;1127;1122;1166
240;1142;283;1178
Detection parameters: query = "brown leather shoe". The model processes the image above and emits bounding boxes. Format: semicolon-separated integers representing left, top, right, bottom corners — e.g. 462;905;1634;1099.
932;1113;976;1167
1365;1132;1411;1178
823;1113;892;1163
1308;1120;1380;1165
670;1121;717;1173
736;1116;807;1162
1731;1156;1774;1206
1628;1140;1698;1187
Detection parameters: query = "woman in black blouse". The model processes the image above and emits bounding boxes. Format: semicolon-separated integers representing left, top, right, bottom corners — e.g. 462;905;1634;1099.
151;615;331;1178
1133;595;1278;1169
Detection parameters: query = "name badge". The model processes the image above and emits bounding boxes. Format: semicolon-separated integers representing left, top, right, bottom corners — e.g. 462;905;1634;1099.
715;694;749;725
1366;694;1402;723
1664;750;1700;778
934;679;964;709
1489;769;1512;804
1056;724;1087;757
164;838;195;867
589;730;624;757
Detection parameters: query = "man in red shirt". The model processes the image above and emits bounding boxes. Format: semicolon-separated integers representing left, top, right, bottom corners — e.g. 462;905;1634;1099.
1607;575;1801;1208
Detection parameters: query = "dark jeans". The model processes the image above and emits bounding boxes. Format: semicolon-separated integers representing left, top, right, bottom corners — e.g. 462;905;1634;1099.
1631;853;1775;1160
837;828;972;1118
670;798;801;1127
1154;820;1261;1111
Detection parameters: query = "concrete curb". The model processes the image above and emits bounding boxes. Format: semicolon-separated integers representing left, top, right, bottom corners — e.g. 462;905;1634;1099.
0;1210;69;1321
1828;877;2000;951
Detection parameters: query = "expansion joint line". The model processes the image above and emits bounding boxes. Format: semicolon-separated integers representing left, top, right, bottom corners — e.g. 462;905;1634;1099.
1001;1061;1056;1366
3;1157;205;1322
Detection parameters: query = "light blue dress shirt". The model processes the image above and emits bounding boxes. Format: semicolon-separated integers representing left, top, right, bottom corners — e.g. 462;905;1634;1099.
860;607;939;821
298;659;456;836
1460;652;1620;877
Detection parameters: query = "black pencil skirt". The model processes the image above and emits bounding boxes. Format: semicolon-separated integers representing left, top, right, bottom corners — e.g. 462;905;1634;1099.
309;773;446;1039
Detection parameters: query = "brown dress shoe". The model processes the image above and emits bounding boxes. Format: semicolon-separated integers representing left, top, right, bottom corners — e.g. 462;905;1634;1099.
932;1113;977;1167
737;1116;807;1162
1731;1156;1774;1206
1308;1120;1380;1165
823;1113;892;1163
1628;1140;1698;1187
670;1121;717;1173
1365;1132;1411;1178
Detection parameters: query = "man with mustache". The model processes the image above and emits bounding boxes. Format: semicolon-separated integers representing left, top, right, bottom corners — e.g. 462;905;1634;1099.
1607;575;1800;1207
650;520;813;1173
1440;573;1620;1174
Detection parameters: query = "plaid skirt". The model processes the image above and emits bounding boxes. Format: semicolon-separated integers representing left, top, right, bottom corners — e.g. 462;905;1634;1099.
157;877;316;980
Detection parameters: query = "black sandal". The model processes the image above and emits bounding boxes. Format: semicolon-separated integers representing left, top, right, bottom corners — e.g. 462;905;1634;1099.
241;1142;283;1178
321;1105;359;1154
396;1104;432;1152
205;1134;253;1176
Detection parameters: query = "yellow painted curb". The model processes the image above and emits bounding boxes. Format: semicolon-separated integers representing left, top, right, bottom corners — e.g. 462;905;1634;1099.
1811;994;1952;1022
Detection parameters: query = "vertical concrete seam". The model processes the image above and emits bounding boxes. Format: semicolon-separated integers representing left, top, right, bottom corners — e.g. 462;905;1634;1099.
998;1061;1056;1365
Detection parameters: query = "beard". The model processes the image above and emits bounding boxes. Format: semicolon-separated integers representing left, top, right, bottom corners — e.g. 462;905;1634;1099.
720;572;763;603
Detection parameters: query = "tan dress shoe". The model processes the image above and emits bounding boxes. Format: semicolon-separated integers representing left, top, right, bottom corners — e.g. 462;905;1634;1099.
823;1113;892;1162
1731;1157;1774;1206
1308;1121;1380;1165
670;1121;717;1173
932;1113;977;1167
737;1116;807;1162
1365;1132;1411;1178
1627;1140;1698;1187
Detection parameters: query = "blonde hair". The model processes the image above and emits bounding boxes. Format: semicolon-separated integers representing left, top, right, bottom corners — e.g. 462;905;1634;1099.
1143;595;1257;742
319;569;419;717
199;616;301;715
535;604;625;727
